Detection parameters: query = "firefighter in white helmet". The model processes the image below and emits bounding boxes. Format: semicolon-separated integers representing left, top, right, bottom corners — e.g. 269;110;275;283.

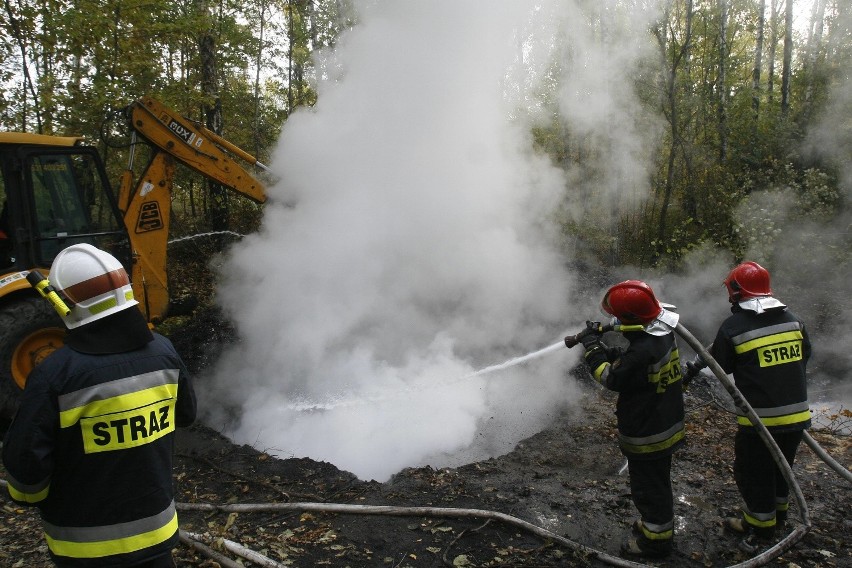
3;243;196;567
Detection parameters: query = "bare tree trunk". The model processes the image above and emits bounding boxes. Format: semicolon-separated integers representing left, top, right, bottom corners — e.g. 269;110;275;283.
768;0;778;102
752;0;766;121
253;0;267;157
781;0;793;116
197;0;228;236
718;0;728;162
3;0;42;131
653;0;693;266
287;0;294;112
803;0;827;117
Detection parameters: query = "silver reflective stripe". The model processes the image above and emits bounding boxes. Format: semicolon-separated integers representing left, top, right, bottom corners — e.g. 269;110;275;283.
599;365;611;385
6;471;50;494
647;344;677;374
744;506;775;521
42;501;176;543
58;369;179;412
6;471;50;495
735;401;810;418
731;322;801;347
620;421;684;447
643;519;673;533
738;297;786;314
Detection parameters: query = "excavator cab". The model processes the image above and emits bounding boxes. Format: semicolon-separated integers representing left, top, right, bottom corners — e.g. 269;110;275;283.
0;96;268;421
0;134;131;418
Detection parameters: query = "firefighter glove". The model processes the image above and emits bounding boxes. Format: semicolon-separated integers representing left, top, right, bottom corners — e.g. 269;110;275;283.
579;332;602;350
582;338;609;372
682;356;707;387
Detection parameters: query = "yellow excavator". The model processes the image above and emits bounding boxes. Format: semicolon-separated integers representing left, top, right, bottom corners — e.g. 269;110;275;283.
0;96;268;417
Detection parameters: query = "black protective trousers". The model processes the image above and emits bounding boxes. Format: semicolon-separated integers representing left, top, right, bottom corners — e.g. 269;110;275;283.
734;428;804;527
627;454;674;538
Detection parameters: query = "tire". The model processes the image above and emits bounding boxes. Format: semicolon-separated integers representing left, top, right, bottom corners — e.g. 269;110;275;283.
0;297;65;420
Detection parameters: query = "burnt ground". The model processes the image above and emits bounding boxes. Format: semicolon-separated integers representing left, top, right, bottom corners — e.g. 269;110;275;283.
1;309;850;568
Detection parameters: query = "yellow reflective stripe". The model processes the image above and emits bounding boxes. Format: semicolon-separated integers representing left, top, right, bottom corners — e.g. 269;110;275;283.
647;353;682;393
88;290;134;315
80;399;176;454
641;525;673;540
734;330;803;354
613;324;645;333
737;409;811;427
44;510;178;559
638;518;674;540
620;427;684;454
757;340;804;367
6;480;50;504
60;383;178;429
593;362;609;382
743;511;776;528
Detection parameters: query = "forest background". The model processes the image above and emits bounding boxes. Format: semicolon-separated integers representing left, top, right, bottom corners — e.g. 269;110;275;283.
1;0;849;270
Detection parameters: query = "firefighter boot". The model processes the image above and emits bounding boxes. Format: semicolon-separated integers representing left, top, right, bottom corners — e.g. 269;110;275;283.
621;523;672;559
724;516;775;554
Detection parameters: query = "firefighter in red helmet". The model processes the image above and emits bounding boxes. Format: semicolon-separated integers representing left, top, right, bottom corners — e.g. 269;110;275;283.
687;261;811;553
576;280;685;558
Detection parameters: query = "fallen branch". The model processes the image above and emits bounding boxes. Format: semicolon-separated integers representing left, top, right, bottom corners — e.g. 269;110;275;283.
182;530;287;568
177;452;292;500
442;518;492;566
178;529;242;568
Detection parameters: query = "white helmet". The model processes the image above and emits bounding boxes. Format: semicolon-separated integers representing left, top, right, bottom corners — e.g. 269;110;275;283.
49;243;138;329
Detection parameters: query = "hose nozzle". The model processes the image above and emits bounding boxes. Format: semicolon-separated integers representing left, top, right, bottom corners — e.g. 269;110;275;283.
564;321;609;348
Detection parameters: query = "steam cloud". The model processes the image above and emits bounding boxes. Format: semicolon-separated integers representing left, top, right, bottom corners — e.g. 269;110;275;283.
201;0;663;482
201;0;851;479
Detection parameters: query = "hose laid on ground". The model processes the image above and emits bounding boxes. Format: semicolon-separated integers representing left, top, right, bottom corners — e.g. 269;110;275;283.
172;322;821;568
1;323;848;568
802;430;852;483
177;501;650;568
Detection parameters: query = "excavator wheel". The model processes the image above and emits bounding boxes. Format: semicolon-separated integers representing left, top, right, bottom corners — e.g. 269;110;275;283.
0;297;65;420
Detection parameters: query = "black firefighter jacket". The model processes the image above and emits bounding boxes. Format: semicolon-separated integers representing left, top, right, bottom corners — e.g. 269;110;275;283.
2;332;197;567
710;304;811;432
587;330;685;460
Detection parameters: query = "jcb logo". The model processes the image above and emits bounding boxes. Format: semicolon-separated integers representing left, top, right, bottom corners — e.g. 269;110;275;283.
759;341;803;367
136;201;164;232
80;400;175;453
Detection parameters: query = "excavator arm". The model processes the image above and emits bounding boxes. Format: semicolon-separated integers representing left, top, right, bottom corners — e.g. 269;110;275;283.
117;96;268;323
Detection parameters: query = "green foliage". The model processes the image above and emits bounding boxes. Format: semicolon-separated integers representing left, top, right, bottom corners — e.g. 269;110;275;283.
0;0;848;280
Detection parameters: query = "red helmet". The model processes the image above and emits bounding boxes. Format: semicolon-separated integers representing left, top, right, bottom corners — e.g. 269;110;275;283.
724;261;772;302
601;280;663;325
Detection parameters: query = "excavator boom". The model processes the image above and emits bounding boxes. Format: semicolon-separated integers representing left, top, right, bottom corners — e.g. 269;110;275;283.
121;96;267;207
117;96;268;324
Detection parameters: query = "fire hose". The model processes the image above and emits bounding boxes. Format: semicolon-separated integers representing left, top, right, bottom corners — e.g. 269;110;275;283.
172;320;849;568
673;323;811;567
1;322;849;568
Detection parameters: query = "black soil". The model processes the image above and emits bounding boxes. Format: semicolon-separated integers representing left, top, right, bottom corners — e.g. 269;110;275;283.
1;308;850;568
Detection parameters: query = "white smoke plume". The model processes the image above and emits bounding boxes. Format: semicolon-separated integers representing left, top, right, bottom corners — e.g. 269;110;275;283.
201;0;668;481
660;75;852;422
